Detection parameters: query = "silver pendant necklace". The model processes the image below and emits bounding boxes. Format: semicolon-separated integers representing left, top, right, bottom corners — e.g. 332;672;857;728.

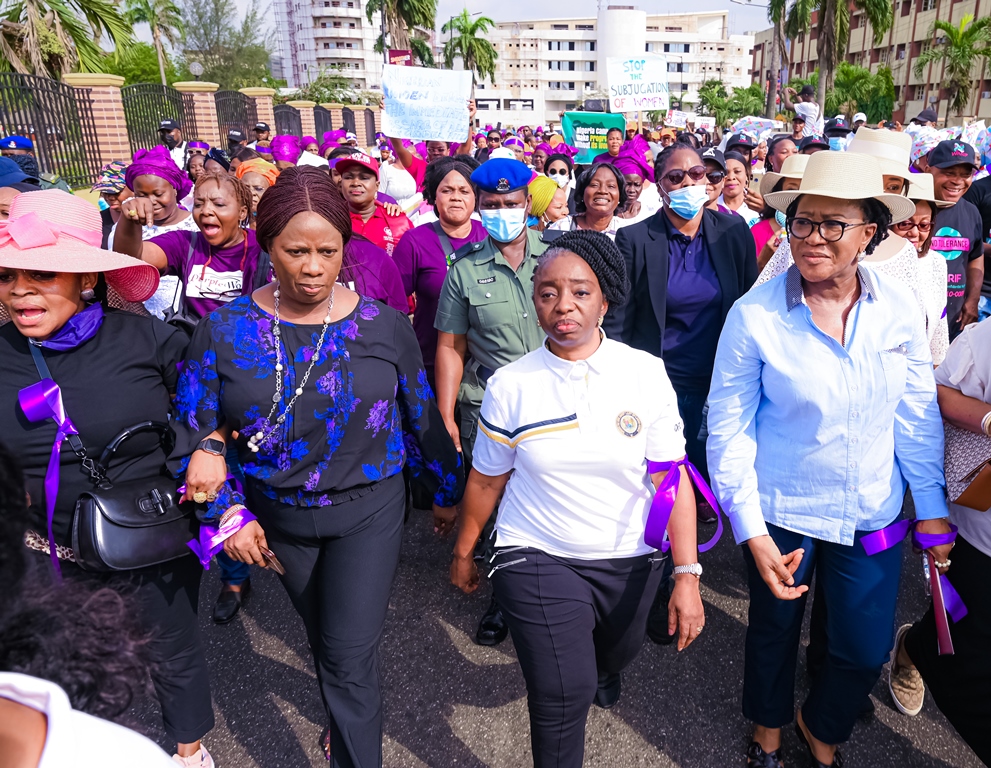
247;284;336;453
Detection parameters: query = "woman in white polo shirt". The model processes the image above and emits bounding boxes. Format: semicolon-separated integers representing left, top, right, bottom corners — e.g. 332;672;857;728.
447;230;706;768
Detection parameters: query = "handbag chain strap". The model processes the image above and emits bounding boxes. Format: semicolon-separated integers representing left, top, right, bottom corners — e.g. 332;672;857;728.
29;341;109;488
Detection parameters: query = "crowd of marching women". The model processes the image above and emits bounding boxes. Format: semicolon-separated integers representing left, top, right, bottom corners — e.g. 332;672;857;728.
0;100;990;768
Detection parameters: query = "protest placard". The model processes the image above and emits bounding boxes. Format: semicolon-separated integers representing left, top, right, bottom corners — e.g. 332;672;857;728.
666;110;691;128
561;111;628;164
381;65;472;142
696;116;716;132
606;55;669;114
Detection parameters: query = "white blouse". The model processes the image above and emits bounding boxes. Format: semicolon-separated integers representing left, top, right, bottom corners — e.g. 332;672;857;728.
472;338;686;559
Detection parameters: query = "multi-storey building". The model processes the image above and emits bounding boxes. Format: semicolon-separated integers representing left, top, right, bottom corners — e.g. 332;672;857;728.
475;7;754;128
751;0;991;124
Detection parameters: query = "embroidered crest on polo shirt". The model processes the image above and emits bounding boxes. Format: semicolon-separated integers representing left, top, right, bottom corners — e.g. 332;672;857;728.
616;411;642;437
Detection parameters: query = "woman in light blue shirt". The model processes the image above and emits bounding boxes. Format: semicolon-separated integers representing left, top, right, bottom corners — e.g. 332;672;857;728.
706;152;954;768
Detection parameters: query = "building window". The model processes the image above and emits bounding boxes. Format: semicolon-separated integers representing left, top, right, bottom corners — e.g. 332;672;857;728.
576;24;593;30
646;25;658;31
323;42;329;48
851;14;860;29
664;26;682;32
667;62;684;73
333;21;341;27
349;21;355;27
901;0;911;15
552;23;569;30
585;81;595;89
663;43;690;53
583;61;595;71
914;84;926;100
921;0;936;10
321;21;326;27
897;43;906;59
878;47;889;64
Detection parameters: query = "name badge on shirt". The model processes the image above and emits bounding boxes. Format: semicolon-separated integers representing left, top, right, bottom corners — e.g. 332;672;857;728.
616;411;642;437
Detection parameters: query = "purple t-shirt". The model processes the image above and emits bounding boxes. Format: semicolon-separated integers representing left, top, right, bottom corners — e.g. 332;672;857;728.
151;228;264;319
344;236;408;313
393;220;488;373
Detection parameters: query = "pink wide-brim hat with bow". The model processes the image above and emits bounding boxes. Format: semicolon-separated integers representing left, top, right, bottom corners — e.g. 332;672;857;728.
0;190;159;302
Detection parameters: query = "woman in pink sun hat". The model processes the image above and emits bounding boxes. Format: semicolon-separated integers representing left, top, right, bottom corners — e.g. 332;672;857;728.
0;189;217;767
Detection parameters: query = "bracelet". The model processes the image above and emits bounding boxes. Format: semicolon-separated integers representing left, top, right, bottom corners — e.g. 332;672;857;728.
981;411;991;437
220;504;246;528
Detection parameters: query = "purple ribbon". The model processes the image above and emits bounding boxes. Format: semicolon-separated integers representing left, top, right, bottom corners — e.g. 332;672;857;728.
862;519;967;654
644;457;723;553
17;379;80;578
38;303;104;351
187;141;210;150
187;508;257;568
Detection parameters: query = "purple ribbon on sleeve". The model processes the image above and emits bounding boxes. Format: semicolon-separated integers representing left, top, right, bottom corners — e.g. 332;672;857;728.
17;378;80;578
862;519;966;654
187;508;258;568
644;457;723;553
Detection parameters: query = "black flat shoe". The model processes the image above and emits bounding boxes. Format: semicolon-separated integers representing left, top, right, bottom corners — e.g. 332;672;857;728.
474;597;509;646
213;580;250;624
794;721;844;767
593;672;621;709
746;741;783;768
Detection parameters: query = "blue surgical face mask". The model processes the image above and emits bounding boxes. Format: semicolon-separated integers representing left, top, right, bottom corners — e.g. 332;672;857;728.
828;136;846;152
480;208;528;242
775;209;787;228
665;185;709;220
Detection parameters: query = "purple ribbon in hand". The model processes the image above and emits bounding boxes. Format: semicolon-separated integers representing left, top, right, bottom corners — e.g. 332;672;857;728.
18;378;80;578
187;508;258;568
862;519;966;654
644;457;723;553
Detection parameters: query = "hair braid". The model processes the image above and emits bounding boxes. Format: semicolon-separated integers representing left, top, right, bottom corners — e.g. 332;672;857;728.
540;230;630;307
255;165;352;253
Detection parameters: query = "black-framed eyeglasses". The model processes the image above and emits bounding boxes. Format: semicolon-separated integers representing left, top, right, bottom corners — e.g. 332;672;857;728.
198;288;242;301
663;166;707;185
787;217;868;242
705;170;726;184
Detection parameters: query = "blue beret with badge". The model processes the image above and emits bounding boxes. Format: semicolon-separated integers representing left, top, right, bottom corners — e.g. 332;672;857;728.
1;135;33;151
471;158;532;193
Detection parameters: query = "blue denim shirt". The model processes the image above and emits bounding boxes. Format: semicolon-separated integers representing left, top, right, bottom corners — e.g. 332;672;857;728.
706;265;947;546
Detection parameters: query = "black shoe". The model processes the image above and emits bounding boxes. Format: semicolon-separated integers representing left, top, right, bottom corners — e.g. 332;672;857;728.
746;741;783;768
794;721;844;768
696;500;718;524
593;672;621;709
213;580;250;624
474;597;509;646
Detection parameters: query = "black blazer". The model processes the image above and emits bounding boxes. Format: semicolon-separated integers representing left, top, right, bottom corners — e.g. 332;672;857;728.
603;208;758;357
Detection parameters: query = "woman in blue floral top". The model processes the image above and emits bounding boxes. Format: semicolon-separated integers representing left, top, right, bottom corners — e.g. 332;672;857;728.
169;167;464;767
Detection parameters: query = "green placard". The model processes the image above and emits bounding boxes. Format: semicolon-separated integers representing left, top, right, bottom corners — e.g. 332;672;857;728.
561;111;628;164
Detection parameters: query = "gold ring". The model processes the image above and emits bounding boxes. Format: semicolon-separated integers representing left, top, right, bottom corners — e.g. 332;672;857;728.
192;491;208;504
206;491;218;502
696;626;704;634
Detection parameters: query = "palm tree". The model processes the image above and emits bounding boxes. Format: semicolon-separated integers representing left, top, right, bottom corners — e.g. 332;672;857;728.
0;0;134;77
765;0;791;118
787;0;892;111
913;14;991;121
441;10;496;84
365;0;435;54
123;0;184;86
729;83;767;121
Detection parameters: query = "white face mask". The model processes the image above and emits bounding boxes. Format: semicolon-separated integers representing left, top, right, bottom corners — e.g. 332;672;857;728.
546;169;570;188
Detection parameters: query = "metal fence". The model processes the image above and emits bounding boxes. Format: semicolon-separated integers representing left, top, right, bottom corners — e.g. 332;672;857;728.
215;90;257;141
313;105;332;140
363;109;376;146
273;104;302;137
0;74;102;187
341;107;356;135
121;84;198;157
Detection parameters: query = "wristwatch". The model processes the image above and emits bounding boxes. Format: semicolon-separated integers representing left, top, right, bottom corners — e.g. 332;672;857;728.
673;563;703;578
195;438;227;457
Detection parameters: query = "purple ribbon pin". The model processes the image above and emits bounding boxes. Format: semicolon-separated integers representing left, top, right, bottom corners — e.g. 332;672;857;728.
644;457;723;554
18;378;80;578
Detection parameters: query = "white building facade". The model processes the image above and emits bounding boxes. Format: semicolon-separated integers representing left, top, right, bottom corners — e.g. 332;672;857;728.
474;8;754;128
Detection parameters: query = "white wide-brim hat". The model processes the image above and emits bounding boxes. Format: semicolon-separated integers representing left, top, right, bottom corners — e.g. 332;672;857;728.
846;127;913;181
760;154;810;198
0;189;159;302
906;173;952;209
763;152;917;224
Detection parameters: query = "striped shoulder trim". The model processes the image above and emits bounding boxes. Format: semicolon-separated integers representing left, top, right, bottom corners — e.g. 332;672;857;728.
479;414;578;447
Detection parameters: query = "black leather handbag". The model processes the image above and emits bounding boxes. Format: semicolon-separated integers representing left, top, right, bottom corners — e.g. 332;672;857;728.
29;343;196;572
71;421;197;572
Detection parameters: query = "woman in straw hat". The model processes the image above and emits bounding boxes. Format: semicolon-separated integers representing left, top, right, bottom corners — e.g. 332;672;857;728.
0;190;217;767
706;151;952;768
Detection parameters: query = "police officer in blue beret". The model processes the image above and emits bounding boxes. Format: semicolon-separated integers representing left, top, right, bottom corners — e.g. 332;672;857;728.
0;135;70;192
0;135;33;156
434;158;548;646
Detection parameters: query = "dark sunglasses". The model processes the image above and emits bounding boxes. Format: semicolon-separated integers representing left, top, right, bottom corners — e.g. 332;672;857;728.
892;219;933;234
663;166;707;185
705;170;726;184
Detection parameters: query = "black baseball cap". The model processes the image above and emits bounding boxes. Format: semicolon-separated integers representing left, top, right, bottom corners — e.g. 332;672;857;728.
799;84;816;97
927;140;978;169
701;147;726;171
158;118;180;131
792;114;806;123
228;129;247;143
799;135;830;152
254;122;270;132
824;117;852;135
726;132;756;151
912;108;938;124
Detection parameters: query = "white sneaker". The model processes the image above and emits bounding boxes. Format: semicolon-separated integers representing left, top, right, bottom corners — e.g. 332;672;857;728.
888;624;925;716
172;745;215;767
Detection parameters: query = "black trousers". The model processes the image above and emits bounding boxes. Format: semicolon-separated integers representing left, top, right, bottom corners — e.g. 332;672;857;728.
905;536;991;766
491;547;664;768
64;553;214;744
248;474;406;768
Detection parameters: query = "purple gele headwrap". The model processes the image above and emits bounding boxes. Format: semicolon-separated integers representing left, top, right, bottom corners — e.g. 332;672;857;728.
414;142;428;159
301;135;318;149
535;142;553;155
323;129;348;145
611;136;655;182
504;136;524;149
125;145;192;199
187;140;210;150
270;135;302;164
449;142;461;156
318;141;336;158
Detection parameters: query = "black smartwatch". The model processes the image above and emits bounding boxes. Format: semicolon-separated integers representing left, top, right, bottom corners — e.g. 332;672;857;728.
195;438;227;457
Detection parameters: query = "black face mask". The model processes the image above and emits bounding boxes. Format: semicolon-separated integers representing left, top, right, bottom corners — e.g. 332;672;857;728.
161;133;178;150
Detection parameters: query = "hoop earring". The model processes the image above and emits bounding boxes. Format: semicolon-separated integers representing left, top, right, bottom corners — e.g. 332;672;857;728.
80;288;96;302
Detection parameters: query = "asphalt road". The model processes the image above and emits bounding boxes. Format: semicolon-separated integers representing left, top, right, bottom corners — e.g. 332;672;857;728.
132;510;983;768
